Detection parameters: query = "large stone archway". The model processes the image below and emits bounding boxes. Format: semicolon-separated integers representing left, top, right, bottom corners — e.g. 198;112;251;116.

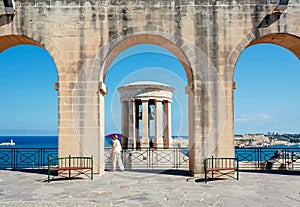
1;0;299;175
91;32;229;175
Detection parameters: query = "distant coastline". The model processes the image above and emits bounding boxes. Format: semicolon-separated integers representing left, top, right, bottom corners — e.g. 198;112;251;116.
234;132;300;148
1;134;299;149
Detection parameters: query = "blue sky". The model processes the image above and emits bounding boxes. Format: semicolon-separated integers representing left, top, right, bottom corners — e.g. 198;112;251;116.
0;43;299;136
234;44;300;134
0;45;58;135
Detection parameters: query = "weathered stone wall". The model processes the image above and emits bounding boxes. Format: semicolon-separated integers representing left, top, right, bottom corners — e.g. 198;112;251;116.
0;0;299;175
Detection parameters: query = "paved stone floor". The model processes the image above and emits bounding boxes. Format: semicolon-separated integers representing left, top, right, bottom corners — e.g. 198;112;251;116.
0;169;300;207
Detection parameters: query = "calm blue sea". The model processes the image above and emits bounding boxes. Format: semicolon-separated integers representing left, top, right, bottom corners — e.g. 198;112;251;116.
1;135;299;152
0;136;58;148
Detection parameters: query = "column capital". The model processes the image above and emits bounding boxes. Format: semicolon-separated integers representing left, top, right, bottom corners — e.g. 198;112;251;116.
140;98;150;102
155;98;164;102
163;99;173;103
130;99;137;103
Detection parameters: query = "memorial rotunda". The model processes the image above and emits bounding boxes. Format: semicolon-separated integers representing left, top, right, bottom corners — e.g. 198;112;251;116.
118;81;175;149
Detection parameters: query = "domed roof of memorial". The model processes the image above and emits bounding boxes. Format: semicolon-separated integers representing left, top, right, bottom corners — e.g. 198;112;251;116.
118;81;174;92
123;81;169;86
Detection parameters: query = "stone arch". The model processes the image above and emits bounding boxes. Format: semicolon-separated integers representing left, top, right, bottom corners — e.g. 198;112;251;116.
95;33;196;172
0;34;42;52
230;32;300;148
99;33;194;85
0;34;63;78
230;33;300;79
90;32;228;175
247;33;300;59
74;32;212;174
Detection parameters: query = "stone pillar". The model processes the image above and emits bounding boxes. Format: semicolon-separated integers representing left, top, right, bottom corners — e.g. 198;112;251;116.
128;100;136;149
164;101;172;148
141;99;149;148
154;100;163;148
121;101;129;148
186;85;196;174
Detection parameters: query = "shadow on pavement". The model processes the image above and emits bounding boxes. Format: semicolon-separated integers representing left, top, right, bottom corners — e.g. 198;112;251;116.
5;168;49;175
240;169;300;176
121;169;191;177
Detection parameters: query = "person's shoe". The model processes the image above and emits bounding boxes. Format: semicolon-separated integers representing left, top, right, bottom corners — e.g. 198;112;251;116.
110;170;115;172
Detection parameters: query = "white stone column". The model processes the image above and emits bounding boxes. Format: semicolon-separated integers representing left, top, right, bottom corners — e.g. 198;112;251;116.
128;100;136;149
164;101;172;148
141;99;149;148
121;101;129;148
154;100;163;148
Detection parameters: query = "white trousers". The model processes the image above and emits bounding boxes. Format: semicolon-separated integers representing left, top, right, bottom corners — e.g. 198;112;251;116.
112;151;124;171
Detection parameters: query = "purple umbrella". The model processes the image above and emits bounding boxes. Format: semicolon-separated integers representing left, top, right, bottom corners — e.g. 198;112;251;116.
105;133;123;139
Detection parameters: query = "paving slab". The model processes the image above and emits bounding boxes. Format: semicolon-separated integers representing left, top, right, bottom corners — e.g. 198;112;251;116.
0;170;300;207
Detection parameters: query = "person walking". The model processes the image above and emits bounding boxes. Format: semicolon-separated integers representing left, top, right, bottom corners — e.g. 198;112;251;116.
111;134;124;172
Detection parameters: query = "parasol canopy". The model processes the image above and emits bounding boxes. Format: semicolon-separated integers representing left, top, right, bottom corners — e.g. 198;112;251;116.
105;133;123;139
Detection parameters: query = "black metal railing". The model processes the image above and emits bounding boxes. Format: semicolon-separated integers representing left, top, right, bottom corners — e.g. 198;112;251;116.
0;148;58;169
1;147;300;171
235;147;300;170
105;147;189;171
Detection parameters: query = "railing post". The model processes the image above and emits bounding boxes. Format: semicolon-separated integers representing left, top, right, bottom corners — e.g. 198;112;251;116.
39;149;41;169
257;148;260;170
236;157;239;180
91;156;93;180
211;156;214;180
148;148;150;170
176;148;178;170
292;152;295;170
204;158;207;183
48;157;51;183
13;149;16;170
68;155;71;178
284;148;287;170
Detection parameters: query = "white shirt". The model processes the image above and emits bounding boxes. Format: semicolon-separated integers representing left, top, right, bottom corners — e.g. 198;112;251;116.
113;139;122;152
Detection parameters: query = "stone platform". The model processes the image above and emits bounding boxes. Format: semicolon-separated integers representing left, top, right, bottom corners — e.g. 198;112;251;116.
0;170;300;207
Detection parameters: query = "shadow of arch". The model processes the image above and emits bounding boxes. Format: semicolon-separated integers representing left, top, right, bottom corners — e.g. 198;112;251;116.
0;34;43;52
247;33;300;59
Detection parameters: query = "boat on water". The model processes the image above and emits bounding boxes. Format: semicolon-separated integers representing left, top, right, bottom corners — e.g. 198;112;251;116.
0;139;15;146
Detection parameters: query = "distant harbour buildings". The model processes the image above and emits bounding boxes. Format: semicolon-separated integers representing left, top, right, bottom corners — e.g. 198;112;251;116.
234;132;300;148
